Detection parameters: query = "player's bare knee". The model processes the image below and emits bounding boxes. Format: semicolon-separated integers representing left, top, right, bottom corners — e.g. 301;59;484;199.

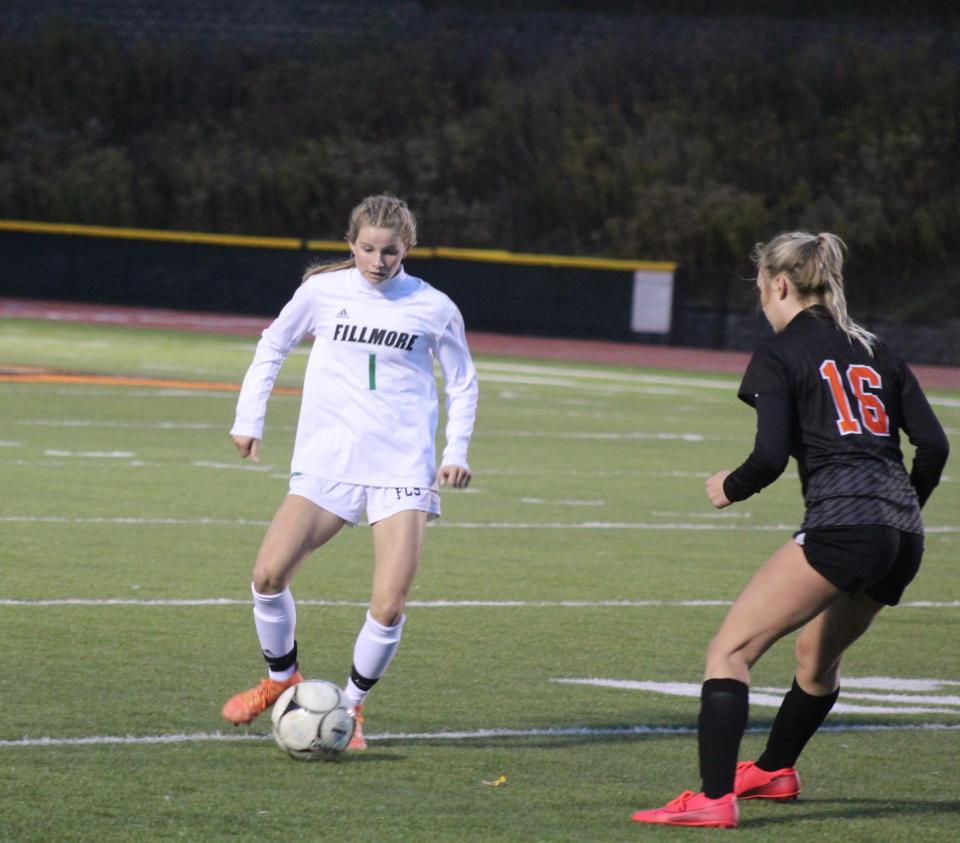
368;601;404;627
706;632;733;662
705;634;750;676
796;660;840;694
252;566;288;595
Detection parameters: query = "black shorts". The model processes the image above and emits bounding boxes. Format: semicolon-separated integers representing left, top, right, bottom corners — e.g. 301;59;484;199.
794;525;924;606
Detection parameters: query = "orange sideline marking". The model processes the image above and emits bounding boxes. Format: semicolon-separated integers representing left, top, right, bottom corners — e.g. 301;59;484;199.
0;369;301;395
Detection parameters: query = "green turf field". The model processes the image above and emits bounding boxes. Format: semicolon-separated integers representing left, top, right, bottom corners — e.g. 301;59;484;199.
1;318;957;842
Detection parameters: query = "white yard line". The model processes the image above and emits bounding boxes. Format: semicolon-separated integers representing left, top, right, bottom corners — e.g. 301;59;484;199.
16;418;297;433
53;387;237;398
20;419;224;429
520;497;606;506
1;598;957;608
478;430;717;441
0;515;272;526
553;678;960;716
1;514;957;534
3;720;958;749
191;460;275;472
44;450;135;458
476;361;739;390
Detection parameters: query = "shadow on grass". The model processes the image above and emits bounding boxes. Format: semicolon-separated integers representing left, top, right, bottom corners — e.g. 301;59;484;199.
371;727;697;751
343;751;405;764
367;714;946;751
741;798;960;828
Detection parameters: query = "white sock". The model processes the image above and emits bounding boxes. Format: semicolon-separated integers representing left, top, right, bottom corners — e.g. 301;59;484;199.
344;611;405;706
252;584;298;681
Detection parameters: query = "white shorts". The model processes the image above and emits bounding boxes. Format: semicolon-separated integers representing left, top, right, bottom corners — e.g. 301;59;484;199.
288;473;441;526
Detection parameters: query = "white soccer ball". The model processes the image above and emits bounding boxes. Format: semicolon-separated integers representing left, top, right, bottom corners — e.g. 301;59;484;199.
271;679;356;761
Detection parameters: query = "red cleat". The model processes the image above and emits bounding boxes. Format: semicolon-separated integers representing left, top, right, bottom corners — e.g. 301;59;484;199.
734;760;801;801
631;790;738;828
221;672;304;725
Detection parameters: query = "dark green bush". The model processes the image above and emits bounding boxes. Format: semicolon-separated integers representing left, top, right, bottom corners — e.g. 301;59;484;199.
0;12;957;318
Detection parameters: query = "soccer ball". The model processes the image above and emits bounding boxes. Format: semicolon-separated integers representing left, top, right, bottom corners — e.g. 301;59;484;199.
271;679;356;761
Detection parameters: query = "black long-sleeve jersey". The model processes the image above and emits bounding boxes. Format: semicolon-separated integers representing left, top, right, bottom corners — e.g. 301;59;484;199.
722;306;949;533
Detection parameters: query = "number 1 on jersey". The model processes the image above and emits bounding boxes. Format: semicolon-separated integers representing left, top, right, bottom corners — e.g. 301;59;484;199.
368;354;377;390
819;359;889;437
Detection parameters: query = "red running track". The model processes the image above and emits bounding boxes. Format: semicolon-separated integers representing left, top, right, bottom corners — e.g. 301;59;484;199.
2;297;959;390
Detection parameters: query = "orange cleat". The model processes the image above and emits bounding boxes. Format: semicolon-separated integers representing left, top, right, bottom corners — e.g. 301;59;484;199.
734;760;801;801
631;790;738;828
348;703;367;750
221;672;303;725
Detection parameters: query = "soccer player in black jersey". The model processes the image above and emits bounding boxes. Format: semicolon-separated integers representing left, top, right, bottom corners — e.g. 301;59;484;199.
632;232;949;829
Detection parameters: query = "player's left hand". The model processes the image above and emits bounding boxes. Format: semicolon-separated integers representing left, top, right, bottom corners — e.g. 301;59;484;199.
437;465;472;488
705;470;732;508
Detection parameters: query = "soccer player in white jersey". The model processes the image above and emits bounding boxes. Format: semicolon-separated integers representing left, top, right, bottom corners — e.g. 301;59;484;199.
221;195;479;749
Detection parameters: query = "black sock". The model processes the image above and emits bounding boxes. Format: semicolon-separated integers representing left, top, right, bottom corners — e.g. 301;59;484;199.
757;677;839;771
698;678;749;799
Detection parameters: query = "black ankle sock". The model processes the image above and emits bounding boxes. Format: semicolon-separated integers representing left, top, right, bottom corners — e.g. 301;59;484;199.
757;677;839;771
698;678;749;799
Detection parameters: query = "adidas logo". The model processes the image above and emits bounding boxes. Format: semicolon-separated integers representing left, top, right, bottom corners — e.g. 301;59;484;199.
336;309;349;318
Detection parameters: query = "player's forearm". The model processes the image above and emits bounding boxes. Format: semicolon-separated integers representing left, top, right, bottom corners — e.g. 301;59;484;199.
231;341;287;438
723;394;792;502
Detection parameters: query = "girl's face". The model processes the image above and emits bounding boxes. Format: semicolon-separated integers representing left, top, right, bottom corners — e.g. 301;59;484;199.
350;226;407;285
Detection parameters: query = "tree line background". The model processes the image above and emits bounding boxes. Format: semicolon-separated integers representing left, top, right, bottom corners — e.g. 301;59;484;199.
0;4;957;321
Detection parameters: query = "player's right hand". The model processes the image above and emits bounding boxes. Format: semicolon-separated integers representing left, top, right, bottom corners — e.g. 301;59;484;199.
232;435;260;462
705;470;731;508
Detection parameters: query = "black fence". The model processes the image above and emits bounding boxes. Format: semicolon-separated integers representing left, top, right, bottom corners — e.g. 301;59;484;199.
2;226;958;366
0;227;674;345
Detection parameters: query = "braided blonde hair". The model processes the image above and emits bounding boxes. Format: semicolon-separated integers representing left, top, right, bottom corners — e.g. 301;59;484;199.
753;231;875;353
303;194;418;280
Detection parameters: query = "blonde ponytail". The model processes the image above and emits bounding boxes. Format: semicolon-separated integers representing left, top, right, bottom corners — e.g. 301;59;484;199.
302;256;354;281
753;231;876;353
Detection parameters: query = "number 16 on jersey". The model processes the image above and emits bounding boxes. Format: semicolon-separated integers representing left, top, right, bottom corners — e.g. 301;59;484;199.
819;359;889;437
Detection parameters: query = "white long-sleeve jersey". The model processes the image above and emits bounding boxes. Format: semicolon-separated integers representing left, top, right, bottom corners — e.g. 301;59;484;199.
231;266;479;487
